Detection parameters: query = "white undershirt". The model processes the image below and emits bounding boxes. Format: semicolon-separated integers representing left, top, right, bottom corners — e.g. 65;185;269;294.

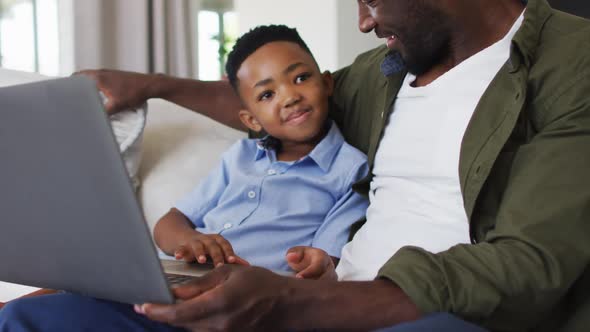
337;12;525;281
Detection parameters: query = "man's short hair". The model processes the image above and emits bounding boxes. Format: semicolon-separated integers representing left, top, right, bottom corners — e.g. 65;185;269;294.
225;25;315;92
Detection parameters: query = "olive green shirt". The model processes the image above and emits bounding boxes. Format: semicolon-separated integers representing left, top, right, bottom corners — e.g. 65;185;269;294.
330;0;590;331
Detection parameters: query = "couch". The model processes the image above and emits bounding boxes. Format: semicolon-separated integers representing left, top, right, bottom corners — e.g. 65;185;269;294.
0;68;245;301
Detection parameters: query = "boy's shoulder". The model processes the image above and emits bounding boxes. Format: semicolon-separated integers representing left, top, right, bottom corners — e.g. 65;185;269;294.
338;140;368;165
329;138;368;176
224;138;261;158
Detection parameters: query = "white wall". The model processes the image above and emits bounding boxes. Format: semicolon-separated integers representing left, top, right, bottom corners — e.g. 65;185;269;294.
235;0;380;72
60;0;382;75
336;3;382;68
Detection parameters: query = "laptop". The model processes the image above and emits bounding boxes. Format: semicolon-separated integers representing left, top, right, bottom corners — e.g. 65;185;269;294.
0;76;223;305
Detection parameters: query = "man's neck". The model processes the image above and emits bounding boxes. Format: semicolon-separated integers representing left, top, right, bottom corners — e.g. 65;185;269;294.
414;0;525;87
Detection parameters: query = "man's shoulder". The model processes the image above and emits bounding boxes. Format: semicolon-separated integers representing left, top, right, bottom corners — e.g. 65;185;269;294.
526;10;590;123
534;10;590;69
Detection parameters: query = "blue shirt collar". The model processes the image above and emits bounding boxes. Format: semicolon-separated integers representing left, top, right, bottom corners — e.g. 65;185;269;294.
254;121;344;173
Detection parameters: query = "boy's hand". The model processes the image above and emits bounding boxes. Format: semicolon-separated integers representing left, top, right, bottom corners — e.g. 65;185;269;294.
174;233;250;267
286;246;337;280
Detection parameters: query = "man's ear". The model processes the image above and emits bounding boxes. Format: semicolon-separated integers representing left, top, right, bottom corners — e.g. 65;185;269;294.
322;71;334;97
239;109;263;132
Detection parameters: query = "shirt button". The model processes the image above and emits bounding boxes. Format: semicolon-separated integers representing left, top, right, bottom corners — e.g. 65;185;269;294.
247;191;256;199
223;223;232;230
267;169;277;175
380;111;385;118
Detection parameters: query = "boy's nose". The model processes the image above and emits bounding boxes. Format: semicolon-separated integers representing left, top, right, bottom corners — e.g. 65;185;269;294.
281;88;302;108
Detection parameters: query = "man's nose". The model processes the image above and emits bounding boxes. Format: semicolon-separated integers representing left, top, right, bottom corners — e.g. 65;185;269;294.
358;4;376;33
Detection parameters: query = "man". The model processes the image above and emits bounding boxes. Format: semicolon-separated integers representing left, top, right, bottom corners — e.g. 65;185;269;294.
1;0;589;331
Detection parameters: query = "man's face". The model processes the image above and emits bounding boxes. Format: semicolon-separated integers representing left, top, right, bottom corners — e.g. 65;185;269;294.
358;0;451;75
236;41;332;146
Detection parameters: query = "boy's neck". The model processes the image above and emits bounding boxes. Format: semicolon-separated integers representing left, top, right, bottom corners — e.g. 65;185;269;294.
276;125;329;162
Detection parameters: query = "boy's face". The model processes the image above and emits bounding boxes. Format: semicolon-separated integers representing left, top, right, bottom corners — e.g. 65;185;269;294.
236;41;333;146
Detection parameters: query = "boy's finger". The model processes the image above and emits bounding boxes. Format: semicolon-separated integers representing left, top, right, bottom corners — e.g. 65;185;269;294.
204;241;225;267
214;236;237;263
286;247;309;272
189;241;207;264
233;255;251;266
175;246;195;262
296;254;330;279
286;246;306;257
296;263;324;279
174;246;187;259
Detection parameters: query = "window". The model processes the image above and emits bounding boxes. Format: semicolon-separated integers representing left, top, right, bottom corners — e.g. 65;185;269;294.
0;0;59;76
197;0;237;80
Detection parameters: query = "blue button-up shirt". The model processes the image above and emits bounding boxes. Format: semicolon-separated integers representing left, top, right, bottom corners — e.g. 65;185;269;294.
175;122;369;271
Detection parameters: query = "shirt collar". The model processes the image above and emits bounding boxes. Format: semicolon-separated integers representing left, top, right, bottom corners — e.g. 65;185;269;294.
379;0;541;76
254;121;345;172
509;0;552;72
254;140;268;161
306;121;345;172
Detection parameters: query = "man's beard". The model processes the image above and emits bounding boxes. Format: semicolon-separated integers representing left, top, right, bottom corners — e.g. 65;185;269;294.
398;7;451;76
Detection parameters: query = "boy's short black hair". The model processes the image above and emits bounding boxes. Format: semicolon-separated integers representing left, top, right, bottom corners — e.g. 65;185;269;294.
225;25;315;92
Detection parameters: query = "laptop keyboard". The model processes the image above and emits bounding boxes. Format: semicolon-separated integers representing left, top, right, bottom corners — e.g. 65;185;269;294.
166;274;197;286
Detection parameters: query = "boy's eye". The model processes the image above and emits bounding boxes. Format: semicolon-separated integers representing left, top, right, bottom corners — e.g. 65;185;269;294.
258;91;274;101
295;73;311;84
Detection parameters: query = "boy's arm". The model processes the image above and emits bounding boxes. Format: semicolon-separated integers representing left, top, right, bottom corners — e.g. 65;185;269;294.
311;160;369;257
154;209;246;266
153;208;200;256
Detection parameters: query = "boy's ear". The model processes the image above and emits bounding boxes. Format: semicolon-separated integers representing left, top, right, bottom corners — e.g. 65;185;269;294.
321;71;334;97
239;109;263;132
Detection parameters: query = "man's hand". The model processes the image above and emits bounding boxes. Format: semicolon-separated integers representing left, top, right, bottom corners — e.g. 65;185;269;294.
135;265;421;331
75;69;158;115
174;233;250;267
135;265;289;332
286;246;337;280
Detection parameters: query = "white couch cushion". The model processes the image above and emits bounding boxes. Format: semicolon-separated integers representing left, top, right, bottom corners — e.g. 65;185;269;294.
139;99;245;229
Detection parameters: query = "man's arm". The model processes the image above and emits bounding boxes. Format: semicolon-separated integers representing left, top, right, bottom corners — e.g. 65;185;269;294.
136;265;421;331
378;72;590;331
77;69;246;131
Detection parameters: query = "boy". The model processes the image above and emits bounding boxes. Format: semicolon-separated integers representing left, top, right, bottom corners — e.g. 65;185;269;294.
153;25;369;279
0;25;368;332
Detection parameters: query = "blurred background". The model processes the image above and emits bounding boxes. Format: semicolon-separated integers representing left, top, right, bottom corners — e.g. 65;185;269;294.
0;0;587;79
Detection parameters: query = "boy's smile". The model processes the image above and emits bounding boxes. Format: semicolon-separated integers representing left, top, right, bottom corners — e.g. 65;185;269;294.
283;106;312;125
236;41;333;160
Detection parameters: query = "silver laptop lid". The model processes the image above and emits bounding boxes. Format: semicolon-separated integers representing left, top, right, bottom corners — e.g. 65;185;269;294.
0;76;174;304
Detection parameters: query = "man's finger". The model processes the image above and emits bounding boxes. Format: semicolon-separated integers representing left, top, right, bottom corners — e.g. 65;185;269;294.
172;266;229;300
139;300;207;326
